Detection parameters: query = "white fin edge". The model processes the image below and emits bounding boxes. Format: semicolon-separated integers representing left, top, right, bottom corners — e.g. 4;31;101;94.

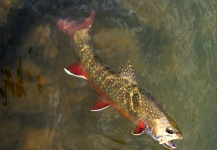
131;130;145;136
90;105;110;111
64;68;87;80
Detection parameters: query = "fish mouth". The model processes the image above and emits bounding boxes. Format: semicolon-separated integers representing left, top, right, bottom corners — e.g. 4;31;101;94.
162;140;176;150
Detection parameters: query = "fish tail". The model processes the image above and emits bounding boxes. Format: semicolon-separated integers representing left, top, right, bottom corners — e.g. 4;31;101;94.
57;9;95;38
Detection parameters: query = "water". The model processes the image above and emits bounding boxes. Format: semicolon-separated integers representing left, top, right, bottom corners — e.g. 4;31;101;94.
0;0;216;150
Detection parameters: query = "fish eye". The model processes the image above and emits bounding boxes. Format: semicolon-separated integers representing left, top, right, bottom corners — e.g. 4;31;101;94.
166;127;174;134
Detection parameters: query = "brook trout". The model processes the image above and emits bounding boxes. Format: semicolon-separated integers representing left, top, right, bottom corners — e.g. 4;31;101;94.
57;10;183;149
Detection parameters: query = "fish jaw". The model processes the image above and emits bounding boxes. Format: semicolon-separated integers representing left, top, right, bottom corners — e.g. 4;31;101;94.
162;140;176;150
159;134;183;149
153;132;183;149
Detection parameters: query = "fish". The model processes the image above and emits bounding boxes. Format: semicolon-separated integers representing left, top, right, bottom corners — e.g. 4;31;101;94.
57;9;183;149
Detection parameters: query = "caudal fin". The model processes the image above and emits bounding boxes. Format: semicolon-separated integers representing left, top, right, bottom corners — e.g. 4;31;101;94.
57;9;95;38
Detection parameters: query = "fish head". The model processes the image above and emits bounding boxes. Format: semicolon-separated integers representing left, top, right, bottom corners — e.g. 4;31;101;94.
150;116;183;149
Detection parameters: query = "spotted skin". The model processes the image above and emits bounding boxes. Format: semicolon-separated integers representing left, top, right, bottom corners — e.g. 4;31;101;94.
58;10;183;149
74;28;179;129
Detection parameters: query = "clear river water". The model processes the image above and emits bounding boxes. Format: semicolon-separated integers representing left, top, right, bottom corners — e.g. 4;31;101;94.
0;0;216;150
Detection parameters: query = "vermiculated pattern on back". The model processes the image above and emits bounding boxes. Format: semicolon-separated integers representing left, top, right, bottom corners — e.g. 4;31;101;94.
58;10;183;149
74;29;170;123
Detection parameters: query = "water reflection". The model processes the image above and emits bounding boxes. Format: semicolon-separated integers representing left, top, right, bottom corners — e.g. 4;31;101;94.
26;69;32;83
0;56;45;106
16;58;27;98
1;65;16;105
36;75;43;93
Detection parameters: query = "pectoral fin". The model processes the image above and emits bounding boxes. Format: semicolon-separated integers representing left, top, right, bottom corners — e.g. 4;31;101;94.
64;63;87;79
132;120;146;135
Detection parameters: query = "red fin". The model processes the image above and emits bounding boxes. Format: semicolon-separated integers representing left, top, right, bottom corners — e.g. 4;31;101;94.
64;63;87;79
57;10;95;38
132;120;146;135
91;97;111;111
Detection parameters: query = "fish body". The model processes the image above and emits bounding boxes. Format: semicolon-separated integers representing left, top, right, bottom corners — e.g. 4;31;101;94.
58;10;183;149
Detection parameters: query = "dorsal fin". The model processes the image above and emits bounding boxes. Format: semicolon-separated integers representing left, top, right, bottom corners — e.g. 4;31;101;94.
120;62;137;84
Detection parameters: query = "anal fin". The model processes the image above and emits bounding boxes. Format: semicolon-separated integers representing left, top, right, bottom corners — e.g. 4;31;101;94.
91;97;112;111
